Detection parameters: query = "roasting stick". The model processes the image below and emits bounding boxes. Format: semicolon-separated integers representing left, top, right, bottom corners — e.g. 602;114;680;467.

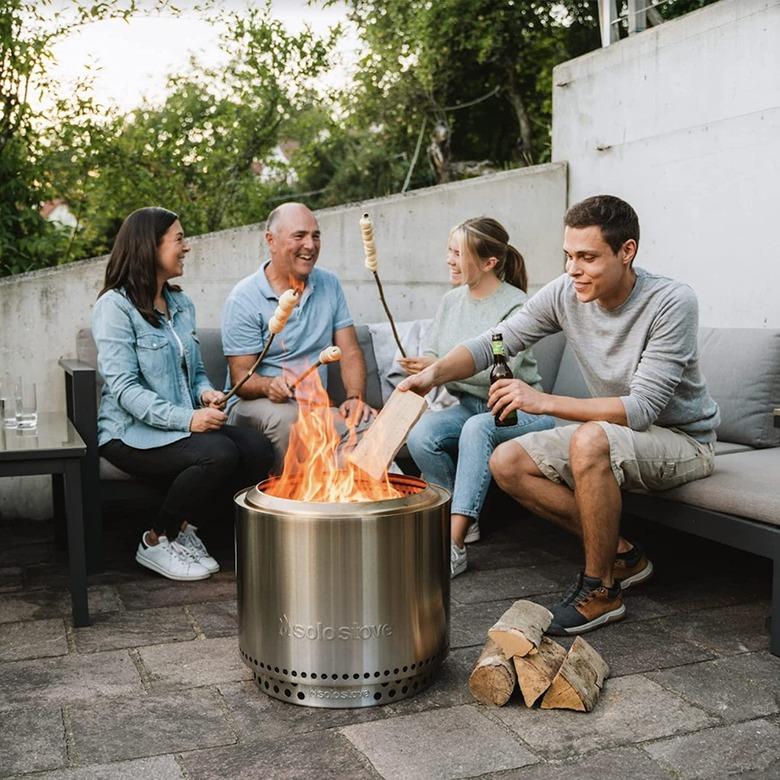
290;346;342;391
218;289;299;407
360;213;407;358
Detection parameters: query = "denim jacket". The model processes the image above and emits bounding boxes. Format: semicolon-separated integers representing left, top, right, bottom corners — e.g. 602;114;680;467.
92;287;213;449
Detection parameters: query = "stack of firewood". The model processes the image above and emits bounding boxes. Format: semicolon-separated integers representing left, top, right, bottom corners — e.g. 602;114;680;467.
468;600;609;712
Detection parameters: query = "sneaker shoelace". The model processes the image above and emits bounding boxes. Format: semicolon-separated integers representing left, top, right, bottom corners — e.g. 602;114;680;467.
170;539;202;564
180;530;208;557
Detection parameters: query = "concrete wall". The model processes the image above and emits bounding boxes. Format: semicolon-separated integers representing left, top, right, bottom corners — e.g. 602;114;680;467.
552;0;780;328
0;163;567;519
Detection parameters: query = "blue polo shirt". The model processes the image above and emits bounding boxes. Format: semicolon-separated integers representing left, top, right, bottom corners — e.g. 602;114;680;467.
221;262;353;393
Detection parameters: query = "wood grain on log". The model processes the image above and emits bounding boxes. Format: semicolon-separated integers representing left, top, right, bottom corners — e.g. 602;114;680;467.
540;636;610;712
488;600;553;659
468;638;517;706
513;637;567;707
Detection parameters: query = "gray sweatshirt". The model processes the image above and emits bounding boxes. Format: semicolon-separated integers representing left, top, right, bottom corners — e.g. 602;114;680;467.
463;268;720;443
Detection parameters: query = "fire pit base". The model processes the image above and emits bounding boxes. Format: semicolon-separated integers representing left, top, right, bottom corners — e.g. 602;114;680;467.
235;474;451;709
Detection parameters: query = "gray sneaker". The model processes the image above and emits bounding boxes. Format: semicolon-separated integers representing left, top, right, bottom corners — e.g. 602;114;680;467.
136;534;211;581
177;525;220;574
463;519;481;544
451;541;467;578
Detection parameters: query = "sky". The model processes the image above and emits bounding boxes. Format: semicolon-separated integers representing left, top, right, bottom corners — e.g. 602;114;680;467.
45;1;358;114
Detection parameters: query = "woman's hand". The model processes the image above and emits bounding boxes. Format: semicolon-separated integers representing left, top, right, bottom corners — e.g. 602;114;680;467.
200;389;226;408
397;355;435;375
339;397;376;425
487;379;548;421
190;407;227;432
397;364;437;397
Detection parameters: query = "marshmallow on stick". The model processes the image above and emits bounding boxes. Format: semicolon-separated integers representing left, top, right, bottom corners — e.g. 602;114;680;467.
360;212;406;357
291;346;342;390
220;288;300;405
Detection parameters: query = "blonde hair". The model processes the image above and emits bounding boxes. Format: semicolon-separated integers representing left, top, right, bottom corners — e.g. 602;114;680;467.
451;217;527;292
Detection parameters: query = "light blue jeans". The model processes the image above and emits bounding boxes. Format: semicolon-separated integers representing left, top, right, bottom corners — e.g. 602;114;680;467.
406;395;555;520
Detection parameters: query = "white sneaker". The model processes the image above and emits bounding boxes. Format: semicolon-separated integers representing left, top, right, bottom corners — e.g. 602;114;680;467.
451;541;467;578
463;519;481;544
136;533;211;581
177;525;220;574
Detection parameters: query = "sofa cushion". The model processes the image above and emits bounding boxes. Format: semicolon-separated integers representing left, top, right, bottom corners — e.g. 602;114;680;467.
530;332;566;394
326;325;383;409
641;448;780;527
698;328;780;448
550;342;591;399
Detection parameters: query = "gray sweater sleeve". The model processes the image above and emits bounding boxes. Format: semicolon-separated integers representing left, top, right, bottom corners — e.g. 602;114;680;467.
620;286;699;430
463;276;564;372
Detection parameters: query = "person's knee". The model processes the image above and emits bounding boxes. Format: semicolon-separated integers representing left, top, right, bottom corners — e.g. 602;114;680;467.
459;412;493;444
202;435;240;476
489;442;521;488
406;416;442;458
569;422;611;475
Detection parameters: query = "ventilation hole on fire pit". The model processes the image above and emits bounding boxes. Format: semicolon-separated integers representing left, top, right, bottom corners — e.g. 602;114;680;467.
342;674;349;680
402;666;408;672
363;672;370;679
274;667;280;673
273;685;279;693
383;670;390;676
393;668;399;674
297;692;305;701
381;682;389;688
411;663;416;670
264;682;269;690
331;673;338;680
373;671;380;678
301;672;307;679
389;689;396;698
401;685;408;694
353;673;360;680
292;670;298;677
284;689;291;698
373;692;382;701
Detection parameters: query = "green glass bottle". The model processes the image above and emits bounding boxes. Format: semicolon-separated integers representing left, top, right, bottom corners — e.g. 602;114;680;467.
490;333;518;427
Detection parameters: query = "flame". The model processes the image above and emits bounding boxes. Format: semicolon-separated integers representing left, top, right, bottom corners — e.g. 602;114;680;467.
288;275;305;295
263;366;402;502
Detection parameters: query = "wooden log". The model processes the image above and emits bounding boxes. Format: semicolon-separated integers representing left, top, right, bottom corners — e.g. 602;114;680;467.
487;600;553;659
468;638;517;706
539;636;610;712
513;637;567;707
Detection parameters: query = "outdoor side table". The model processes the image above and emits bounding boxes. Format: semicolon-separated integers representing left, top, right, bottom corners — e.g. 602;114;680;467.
0;413;89;626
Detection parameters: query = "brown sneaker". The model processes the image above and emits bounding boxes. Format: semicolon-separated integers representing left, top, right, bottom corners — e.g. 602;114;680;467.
548;573;626;635
613;545;654;590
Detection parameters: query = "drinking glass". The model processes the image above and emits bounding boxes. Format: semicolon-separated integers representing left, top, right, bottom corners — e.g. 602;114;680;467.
15;378;37;429
0;375;17;428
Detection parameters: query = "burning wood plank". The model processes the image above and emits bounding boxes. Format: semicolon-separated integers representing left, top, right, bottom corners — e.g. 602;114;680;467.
348;389;428;481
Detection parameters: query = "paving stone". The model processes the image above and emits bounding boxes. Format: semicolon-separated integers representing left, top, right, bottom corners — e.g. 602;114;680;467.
450;599;515;649
0;704;66;775
116;572;236;610
139;636;251;689
178;729;374;779
462;543;559;573
0;649;143;707
653;602;771;655
66;688;236;765
188;599;237;638
0;617;68;661
562;617;718;677
648;652;780;723
451;563;571;606
0;585;121;624
72;605;196;653
643;718;780;779
492;674;715;759
218;679;387;742
7;755;184;779
381;647;479;717
481;746;672;779
0;541;52;567
341;704;539;779
0;566;23;593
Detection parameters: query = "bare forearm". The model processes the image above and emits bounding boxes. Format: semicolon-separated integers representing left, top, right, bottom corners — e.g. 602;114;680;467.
229;366;273;400
432;345;477;386
544;395;628;426
339;349;366;398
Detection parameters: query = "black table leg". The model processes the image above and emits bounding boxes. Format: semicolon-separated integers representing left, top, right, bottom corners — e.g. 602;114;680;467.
52;473;67;550
64;459;90;626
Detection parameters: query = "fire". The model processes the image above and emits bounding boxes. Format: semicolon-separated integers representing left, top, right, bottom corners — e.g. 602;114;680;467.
263;366;402;502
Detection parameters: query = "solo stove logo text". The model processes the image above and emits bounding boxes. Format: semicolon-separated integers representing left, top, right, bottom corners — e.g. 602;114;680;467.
279;614;393;641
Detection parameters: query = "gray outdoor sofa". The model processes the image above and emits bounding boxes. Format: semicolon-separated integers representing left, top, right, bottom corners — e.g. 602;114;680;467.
62;325;780;655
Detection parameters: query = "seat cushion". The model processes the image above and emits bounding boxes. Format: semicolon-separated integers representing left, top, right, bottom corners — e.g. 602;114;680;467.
698;327;780;448
713;440;753;456
645;447;780;527
531;332;566;394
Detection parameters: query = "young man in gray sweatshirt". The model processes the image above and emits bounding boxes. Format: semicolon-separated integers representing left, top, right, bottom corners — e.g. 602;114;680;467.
399;195;719;635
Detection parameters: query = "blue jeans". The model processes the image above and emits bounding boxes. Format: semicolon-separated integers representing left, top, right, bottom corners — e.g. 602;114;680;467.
406;395;555;520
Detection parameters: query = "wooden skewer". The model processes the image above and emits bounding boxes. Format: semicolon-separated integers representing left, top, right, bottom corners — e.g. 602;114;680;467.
290;346;342;390
360;213;407;358
218;289;299;407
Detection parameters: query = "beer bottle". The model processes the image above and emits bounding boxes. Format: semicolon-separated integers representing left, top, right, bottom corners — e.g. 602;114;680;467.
490;333;518;427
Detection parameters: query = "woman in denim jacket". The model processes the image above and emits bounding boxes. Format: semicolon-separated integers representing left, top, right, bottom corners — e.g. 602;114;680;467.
92;207;274;581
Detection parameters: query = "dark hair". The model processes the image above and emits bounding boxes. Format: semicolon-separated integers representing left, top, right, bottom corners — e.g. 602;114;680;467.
564;195;640;255
99;207;181;327
454;217;528;292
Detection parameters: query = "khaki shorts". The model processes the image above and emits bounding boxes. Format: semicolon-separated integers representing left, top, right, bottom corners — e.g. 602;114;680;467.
516;422;715;492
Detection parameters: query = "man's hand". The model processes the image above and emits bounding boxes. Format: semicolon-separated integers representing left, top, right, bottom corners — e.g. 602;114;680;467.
339;397;376;425
488;378;548;421
397;355;435;375
190;407;227;432
266;375;294;403
398;364;436;396
200;389;226;408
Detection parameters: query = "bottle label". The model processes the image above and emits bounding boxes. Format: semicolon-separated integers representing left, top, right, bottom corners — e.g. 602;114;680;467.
491;339;505;357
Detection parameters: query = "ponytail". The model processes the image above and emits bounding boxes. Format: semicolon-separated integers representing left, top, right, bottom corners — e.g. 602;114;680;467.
502;244;527;292
457;217;529;293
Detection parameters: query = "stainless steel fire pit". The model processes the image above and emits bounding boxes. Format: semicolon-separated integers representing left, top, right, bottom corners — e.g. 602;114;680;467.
235;474;450;708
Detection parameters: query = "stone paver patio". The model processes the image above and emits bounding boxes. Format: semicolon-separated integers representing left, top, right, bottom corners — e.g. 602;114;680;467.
1;500;778;779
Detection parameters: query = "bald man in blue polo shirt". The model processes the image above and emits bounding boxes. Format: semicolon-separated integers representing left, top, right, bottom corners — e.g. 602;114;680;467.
221;202;376;467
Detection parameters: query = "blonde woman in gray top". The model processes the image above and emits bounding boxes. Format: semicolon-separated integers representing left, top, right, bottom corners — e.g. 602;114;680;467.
402;218;554;578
